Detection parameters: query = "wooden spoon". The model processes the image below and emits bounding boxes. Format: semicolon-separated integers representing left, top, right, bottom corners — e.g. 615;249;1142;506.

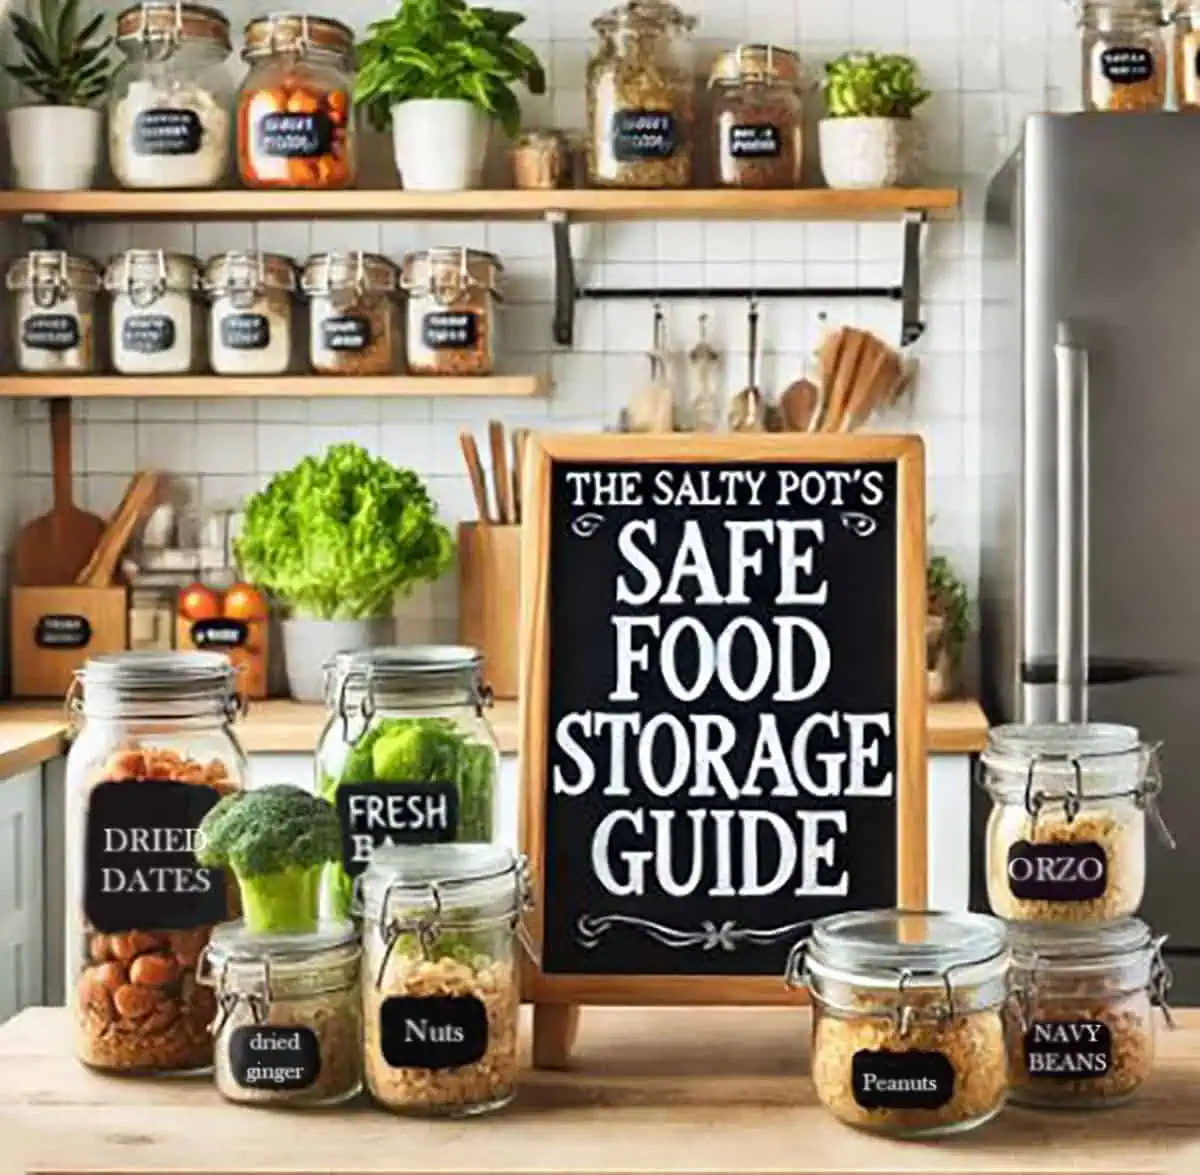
779;378;822;432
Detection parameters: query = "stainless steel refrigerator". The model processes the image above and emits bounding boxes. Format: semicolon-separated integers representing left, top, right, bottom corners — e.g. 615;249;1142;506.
984;113;1200;998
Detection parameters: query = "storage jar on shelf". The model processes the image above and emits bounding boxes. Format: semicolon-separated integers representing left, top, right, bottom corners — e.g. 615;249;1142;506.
203;251;296;375
6;251;101;375
1078;1;1170;112
300;252;401;376
237;13;356;190
104;250;203;375
586;0;697;189
401;248;503;377
109;1;233;190
1175;5;1200;109
66;652;246;1074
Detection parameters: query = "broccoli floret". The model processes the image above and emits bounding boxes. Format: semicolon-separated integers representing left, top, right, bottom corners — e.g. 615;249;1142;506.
197;785;341;935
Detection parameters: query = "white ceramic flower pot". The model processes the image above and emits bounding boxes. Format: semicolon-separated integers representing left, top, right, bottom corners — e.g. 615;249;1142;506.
391;98;490;191
6;105;102;191
818;117;924;190
281;616;395;703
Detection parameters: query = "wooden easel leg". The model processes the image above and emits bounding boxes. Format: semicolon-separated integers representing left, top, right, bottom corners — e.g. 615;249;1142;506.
532;1003;580;1070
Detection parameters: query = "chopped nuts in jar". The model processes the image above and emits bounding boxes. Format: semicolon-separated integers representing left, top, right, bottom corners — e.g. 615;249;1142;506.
6;252;101;375
301;252;400;376
402;248;503;377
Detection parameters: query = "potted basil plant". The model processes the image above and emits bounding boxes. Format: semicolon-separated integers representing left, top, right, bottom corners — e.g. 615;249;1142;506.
355;0;546;191
4;0;114;191
819;52;930;190
234;444;453;702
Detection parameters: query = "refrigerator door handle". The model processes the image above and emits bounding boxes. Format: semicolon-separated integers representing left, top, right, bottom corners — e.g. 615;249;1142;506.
1054;322;1089;723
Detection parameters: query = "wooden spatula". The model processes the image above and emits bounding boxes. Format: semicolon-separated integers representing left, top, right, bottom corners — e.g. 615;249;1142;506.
76;471;162;588
12;399;105;586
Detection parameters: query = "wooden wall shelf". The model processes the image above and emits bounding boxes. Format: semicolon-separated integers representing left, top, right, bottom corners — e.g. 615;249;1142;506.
0;186;961;223
0;374;550;399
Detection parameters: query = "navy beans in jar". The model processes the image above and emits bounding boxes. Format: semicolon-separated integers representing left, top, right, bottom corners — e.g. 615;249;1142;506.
402;248;502;376
7;251;101;374
203;251;296;375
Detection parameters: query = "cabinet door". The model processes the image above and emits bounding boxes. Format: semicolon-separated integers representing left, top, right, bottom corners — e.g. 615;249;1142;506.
0;769;44;1023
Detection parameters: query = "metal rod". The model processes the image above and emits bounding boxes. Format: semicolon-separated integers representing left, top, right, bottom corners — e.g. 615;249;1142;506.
578;285;903;301
548;211;576;346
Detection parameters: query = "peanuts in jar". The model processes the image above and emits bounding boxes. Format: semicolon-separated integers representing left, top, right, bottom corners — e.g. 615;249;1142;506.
1078;1;1169;112
66;652;246;1074
237;13;356;190
401;249;503;377
109;2;233;190
6;251;101;374
979;724;1174;924
203;251;296;375
301;252;401;376
104;250;203;375
790;910;1011;1139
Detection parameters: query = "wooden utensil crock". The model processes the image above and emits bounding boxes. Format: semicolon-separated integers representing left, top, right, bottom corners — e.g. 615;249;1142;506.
458;523;520;700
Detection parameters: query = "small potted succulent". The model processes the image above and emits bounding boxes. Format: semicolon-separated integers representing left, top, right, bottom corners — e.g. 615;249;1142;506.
819;52;930;190
4;0;114;191
354;0;546;191
927;554;969;702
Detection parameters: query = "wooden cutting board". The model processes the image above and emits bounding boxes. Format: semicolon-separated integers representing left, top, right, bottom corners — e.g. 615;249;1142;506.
12;399;105;586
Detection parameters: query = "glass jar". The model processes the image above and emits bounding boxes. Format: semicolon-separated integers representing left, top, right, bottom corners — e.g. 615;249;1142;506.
316;647;499;920
65;651;246;1074
709;45;805;189
203;251;296;375
301;252;401;376
790;909;1010;1139
109;2;233;190
586;0;697;188
980;724;1173;923
236;13;356;190
1005;919;1172;1109
1079;1;1169;112
401;248;503;377
201;919;363;1107
511;130;569;190
6;251;101;374
1175;6;1200;109
104;249;203;375
360;843;531;1117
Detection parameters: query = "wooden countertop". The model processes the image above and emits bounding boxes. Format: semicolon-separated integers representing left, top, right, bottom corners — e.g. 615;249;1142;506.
0;1005;1195;1175
0;698;989;778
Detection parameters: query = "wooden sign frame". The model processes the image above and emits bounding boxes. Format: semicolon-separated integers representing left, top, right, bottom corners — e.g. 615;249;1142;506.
517;434;927;1068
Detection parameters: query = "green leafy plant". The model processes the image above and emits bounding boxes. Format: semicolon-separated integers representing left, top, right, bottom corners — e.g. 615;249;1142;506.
823;52;930;119
927;554;969;656
354;0;546;137
234;443;453;621
5;0;114;107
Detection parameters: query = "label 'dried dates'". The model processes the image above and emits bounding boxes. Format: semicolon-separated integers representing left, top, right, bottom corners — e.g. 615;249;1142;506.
379;996;488;1070
335;782;459;876
190;618;249;650
321;315;371;352
1100;46;1156;85
258;112;333;159
35;613;91;649
84;779;226;933
1024;1020;1112;1080
611;110;677;161
220;312;270;351
121;314;176;354
422;311;477;350
230;1026;320;1091
852;1049;955;1110
133;108;203;156
729;124;782;158
22;313;79;351
1007;840;1108;902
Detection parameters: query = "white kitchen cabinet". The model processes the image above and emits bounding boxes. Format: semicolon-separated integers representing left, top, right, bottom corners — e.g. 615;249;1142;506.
0;769;43;1024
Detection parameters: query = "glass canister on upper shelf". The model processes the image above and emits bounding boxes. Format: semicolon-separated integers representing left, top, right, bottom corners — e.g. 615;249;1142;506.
586;0;697;188
709;45;806;189
1078;0;1170;112
1175;6;1200;108
109;2;233;190
237;12;357;190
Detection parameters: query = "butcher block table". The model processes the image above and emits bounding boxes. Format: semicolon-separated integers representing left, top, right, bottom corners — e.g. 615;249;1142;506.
1;1006;1198;1175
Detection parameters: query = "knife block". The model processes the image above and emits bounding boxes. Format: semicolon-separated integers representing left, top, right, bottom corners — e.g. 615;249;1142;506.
11;586;128;698
457;523;521;700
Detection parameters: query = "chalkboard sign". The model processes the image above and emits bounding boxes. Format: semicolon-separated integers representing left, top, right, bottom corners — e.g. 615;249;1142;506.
518;435;927;1036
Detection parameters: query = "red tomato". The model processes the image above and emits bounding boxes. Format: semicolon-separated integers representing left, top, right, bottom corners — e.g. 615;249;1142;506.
179;583;221;622
224;582;268;621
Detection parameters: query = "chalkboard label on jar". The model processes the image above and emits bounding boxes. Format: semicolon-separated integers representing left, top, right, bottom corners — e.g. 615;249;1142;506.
22;313;79;352
852;1049;955;1110
133;108;203;156
379;996;488;1070
611;111;677;161
1024;1020;1112;1080
422;311;477;350
220;312;270;351
34;613;92;649
229;1026;321;1091
729;124;782;158
321;315;372;352
335;782;460;877
121;314;176;355
1100;46;1156;85
258;111;333;159
191;618;249;650
1006;840;1108;902
83;779;226;933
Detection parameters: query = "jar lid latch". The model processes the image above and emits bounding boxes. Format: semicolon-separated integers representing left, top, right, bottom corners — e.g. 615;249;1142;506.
1137;742;1176;849
374;879;444;989
1151;934;1175;1028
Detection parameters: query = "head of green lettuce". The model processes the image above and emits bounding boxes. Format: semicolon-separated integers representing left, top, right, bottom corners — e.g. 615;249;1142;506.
235;443;453;620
